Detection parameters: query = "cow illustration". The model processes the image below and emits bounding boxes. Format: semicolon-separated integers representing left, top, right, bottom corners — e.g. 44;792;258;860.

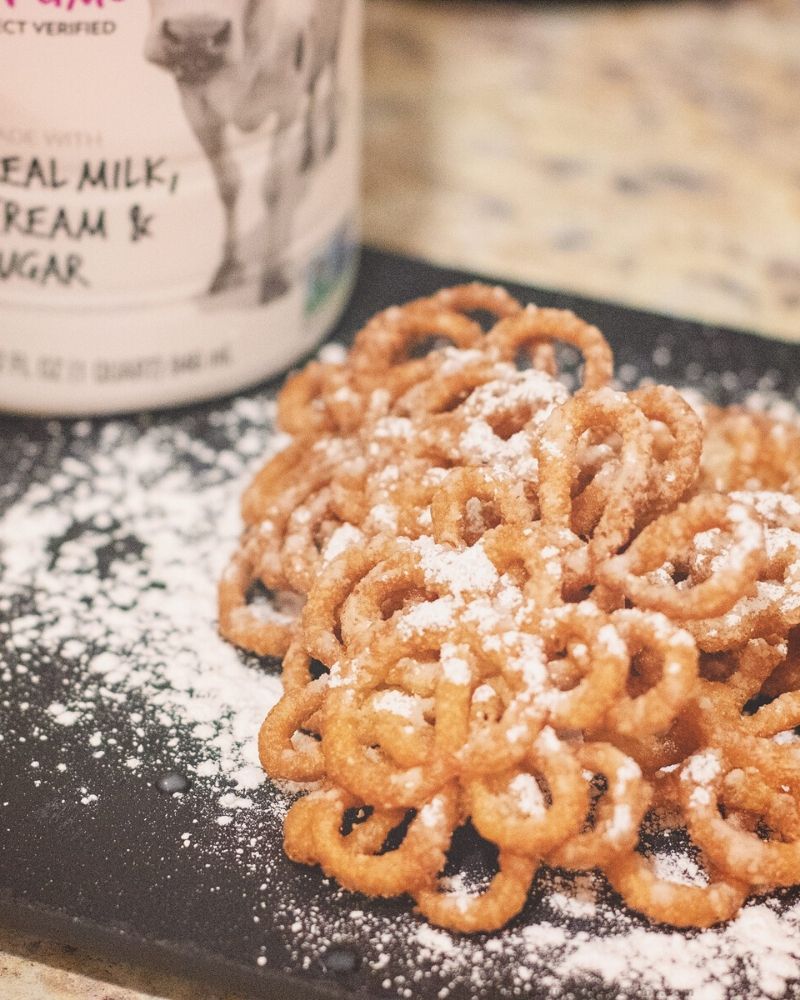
145;0;346;302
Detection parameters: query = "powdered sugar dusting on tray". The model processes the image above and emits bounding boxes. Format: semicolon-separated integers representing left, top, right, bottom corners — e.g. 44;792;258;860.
3;340;800;999
0;396;284;816
265;864;800;1000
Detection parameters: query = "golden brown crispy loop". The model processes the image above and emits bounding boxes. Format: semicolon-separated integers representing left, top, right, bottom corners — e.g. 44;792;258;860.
432;282;523;320
384;655;441;699
349;300;484;379
548;743;652;871
281;638;318;693
237;517;288;592
324;628;546;805
684;530;800;652
452;638;548;776
699;405;800;494
414;850;538;933
322;653;458;809
280;488;357;595
277;361;342;437
536;388;654;587
327;462;370;525
629;384;704;519
360;688;434;769
607;848;747;929
569;445;628;541
745;690;800;740
430;468;533;547
597;494;765;621
540;603;629;731
283;792;323;865
359;460;444;540
258;677;327;782
432;643;477;758
338;549;453;654
758;626;800;699
481;523;566;611
397;356;509;423
289;784;459;898
283;789;408;865
721;766;800;839
680;641;783;753
344;805;410;854
708;637;786;708
465;729;589;857
484;305;614;391
600;609;699;738
730;490;800;531
236;444;364;595
397;359;566;472
278;360;395;438
324;785;458;897
680;750;800;887
301;536;397;666
605;713;702;777
217;544;298;658
687;652;800;799
453;365;566;448
320;367;375;435
241;437;327;527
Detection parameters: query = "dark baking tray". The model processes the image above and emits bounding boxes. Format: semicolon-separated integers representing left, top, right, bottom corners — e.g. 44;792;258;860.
2;247;800;1000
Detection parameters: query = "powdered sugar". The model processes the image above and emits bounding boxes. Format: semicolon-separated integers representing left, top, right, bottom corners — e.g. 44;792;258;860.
0;398;284;817
371;689;425;724
682;751;721;808
412;536;499;595
338;873;800;1000
440;644;472;685
397;595;459;637
322;523;365;563
508;772;546;818
652;850;707;887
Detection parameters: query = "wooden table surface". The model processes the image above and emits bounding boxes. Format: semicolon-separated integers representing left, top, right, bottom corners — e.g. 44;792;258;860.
2;1;799;998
